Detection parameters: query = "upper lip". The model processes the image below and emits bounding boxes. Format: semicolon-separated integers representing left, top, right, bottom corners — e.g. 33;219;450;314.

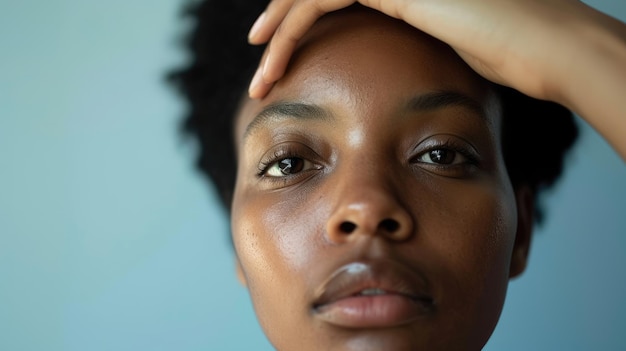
312;259;434;309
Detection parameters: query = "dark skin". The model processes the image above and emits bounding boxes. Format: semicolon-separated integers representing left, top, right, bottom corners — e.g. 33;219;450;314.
232;8;532;351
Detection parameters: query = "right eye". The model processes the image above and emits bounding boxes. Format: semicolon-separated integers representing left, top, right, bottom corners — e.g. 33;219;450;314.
264;157;310;177
417;148;466;165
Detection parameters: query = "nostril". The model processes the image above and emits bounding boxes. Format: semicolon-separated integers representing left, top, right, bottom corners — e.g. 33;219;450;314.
339;221;357;234
379;218;399;232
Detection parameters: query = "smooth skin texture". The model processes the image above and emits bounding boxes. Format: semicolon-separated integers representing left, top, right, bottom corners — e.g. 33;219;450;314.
233;9;533;350
248;0;626;160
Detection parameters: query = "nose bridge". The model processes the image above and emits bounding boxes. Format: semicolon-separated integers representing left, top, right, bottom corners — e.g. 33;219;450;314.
325;155;414;243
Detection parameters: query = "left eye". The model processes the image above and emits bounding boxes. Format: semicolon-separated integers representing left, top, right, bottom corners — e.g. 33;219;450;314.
265;157;309;177
418;149;466;165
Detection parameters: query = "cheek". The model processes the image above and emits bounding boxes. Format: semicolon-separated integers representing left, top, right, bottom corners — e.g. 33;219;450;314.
418;177;517;344
233;192;325;280
455;185;516;300
442;183;517;275
231;190;326;346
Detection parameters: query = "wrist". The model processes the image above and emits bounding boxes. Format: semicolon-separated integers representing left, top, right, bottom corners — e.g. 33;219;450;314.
543;3;626;110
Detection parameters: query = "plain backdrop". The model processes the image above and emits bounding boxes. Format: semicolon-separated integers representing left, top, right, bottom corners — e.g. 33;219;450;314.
1;0;625;350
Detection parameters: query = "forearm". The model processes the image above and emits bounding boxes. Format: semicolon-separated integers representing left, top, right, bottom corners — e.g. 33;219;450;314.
545;3;626;159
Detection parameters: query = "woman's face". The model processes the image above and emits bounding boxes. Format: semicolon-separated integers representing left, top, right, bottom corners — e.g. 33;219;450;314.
231;8;531;351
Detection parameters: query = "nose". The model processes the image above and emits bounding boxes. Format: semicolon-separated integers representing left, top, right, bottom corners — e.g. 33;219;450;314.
325;175;414;244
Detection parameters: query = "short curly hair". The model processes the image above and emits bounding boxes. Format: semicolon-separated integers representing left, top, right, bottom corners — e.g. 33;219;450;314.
169;0;578;224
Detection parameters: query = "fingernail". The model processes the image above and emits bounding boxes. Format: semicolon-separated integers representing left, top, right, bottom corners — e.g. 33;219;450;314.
262;52;272;79
248;12;266;42
249;67;263;97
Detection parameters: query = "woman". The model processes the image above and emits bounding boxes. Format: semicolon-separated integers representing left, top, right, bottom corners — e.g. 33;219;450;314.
170;0;624;349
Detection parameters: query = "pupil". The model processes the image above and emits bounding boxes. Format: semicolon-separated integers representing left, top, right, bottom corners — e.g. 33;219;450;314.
279;158;304;174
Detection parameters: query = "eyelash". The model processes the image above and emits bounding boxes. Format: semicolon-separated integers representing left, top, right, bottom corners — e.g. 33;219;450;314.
257;147;306;178
256;138;479;181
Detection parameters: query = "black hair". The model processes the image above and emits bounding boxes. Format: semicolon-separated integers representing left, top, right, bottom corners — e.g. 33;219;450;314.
169;0;578;224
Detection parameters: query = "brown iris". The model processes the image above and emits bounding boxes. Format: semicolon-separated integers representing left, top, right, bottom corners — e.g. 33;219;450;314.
429;149;455;164
278;158;305;175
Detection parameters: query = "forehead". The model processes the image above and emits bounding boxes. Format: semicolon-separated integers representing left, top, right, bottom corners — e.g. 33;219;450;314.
235;7;498;142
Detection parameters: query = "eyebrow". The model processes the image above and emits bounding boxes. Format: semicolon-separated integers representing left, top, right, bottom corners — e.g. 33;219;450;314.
243;91;487;139
244;102;332;138
406;91;486;118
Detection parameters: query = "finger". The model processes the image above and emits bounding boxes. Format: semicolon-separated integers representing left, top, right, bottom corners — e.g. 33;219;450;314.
262;0;357;83
249;65;275;98
249;46;275;99
249;0;296;44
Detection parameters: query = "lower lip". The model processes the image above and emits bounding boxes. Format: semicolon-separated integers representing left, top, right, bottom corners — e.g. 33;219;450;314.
314;294;432;328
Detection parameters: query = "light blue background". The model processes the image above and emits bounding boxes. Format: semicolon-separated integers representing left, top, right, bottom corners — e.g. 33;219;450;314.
1;1;625;350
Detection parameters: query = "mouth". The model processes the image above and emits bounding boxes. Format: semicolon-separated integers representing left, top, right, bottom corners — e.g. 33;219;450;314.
312;260;435;328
